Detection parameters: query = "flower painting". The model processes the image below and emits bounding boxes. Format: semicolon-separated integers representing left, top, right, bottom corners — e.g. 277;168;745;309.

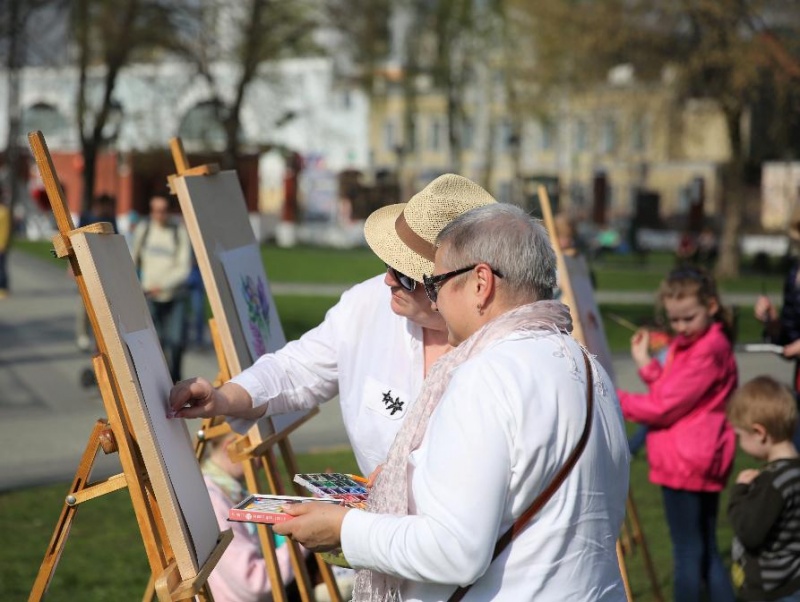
219;243;286;364
241;274;271;357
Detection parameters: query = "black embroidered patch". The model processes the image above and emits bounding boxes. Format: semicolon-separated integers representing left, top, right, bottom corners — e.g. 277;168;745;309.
381;390;404;415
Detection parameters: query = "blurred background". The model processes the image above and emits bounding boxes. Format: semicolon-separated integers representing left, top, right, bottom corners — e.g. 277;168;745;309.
1;0;800;276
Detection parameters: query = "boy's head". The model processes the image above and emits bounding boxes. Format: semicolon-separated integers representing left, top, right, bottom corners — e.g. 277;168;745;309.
727;376;797;457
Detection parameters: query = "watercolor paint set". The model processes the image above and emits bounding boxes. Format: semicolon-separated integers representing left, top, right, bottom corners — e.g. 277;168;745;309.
293;473;369;508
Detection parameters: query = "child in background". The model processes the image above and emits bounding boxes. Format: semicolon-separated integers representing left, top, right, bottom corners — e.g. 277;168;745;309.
202;432;298;602
727;376;800;602
617;265;738;602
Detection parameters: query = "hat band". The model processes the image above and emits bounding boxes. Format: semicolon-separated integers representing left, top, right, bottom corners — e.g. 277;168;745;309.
395;212;437;262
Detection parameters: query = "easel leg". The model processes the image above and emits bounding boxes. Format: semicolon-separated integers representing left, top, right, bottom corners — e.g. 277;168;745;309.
256;451;318;601
280;437;344;602
617;539;633;602
626;491;664;602
243;459;290;602
29;419;110;601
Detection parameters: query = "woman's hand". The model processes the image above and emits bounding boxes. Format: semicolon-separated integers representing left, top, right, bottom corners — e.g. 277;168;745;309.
272;502;351;552
168;380;265;420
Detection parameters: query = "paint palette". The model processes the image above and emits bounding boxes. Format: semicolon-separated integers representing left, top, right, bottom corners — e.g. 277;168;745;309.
293;473;369;508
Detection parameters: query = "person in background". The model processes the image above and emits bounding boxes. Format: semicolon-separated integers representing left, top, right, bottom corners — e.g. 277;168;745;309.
727;375;800;602
755;207;800;445
617;265;737;602
552;211;596;290
75;194;118;350
272;204;630;601
131;193;192;382
0;193;11;299
167;174;497;478
202;431;297;602
187;253;209;348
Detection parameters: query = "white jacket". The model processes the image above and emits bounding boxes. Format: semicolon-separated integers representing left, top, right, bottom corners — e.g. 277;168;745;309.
341;333;630;601
231;275;425;475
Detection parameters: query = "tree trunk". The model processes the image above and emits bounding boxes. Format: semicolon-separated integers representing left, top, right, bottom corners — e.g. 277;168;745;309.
715;105;745;279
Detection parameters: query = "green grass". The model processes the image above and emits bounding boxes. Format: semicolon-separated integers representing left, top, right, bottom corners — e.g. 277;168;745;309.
274;295;340;342
261;246;384;284
2;449;359;602
2;445;761;601
12;238;787;294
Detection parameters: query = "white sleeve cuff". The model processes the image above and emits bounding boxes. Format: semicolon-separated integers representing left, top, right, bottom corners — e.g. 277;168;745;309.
341;509;382;569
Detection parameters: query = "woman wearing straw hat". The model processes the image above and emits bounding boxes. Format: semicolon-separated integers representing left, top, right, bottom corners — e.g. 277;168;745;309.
170;174;496;476
273;204;630;601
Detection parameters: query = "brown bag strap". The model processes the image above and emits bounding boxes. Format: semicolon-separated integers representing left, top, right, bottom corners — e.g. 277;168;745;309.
447;349;595;602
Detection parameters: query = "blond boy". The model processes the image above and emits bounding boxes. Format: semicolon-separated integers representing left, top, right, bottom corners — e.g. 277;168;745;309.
727;376;800;602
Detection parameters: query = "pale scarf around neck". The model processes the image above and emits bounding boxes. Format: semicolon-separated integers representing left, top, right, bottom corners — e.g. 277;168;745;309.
352;300;573;602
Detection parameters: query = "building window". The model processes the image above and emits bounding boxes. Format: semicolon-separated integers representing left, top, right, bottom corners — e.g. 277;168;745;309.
21;103;69;137
462;118;473;150
178;100;228;150
496;120;513;153
599;117;617;154
430;118;442;151
540;120;555;151
631;116;646;152
575;119;588;152
384;120;396;152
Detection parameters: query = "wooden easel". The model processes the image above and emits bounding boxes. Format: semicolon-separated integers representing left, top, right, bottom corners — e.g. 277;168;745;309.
27;130;232;602
538;185;663;602
167;138;344;602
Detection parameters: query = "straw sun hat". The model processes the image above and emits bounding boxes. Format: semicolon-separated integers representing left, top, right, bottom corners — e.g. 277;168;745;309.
364;173;497;283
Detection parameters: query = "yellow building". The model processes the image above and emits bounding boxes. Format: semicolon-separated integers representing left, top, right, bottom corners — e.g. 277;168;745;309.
368;64;734;226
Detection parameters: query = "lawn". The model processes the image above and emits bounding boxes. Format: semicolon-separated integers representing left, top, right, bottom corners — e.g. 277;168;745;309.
2;444;760;601
2;449;360;602
11;238;787;295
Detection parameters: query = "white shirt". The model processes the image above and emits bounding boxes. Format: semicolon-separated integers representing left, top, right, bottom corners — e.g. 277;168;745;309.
340;333;631;601
231;275;425;475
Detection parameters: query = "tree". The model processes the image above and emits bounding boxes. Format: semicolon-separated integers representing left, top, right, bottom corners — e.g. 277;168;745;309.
177;0;319;169
0;0;67;214
509;0;800;277
73;0;183;211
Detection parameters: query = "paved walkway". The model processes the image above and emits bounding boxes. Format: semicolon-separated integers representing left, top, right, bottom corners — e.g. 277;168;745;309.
0;249;793;492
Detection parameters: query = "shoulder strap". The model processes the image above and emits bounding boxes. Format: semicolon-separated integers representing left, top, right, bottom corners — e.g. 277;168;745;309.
447;349;595;602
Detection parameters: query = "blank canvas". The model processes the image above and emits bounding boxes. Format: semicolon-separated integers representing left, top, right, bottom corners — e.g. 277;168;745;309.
72;231;220;576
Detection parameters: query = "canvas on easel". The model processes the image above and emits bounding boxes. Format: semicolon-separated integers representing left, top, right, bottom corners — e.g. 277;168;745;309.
26;131;231;602
166;138;343;602
538;185;663;602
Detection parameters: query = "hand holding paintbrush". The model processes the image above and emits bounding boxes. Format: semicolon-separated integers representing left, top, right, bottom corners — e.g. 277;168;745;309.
607;313;671;353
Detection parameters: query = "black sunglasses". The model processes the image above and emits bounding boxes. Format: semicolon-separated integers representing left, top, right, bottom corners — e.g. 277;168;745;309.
423;264;504;304
386;265;417;292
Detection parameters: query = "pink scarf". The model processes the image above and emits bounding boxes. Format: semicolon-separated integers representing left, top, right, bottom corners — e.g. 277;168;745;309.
352;300;573;601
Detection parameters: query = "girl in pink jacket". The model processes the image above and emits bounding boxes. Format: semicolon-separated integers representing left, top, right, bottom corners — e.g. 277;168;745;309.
618;265;737;602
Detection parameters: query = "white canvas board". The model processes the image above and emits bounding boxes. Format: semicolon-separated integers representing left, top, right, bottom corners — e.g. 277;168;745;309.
123;326;219;567
563;254;616;382
72;231;221;577
218;243;286;363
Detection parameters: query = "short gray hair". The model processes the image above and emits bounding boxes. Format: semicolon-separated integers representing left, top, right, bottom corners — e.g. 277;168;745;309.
435;204;557;302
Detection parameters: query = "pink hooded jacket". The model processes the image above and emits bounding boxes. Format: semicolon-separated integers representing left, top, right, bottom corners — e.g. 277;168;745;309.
618;321;737;492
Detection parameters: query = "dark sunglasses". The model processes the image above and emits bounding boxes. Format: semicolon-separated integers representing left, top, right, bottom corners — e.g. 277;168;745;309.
386;265;418;292
423;264;504;304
